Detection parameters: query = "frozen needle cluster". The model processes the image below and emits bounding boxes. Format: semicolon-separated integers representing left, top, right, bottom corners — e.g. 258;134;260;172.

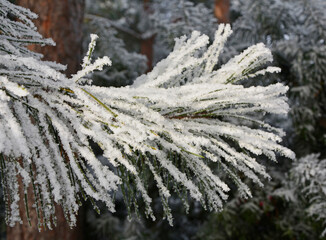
289;154;326;237
0;0;294;229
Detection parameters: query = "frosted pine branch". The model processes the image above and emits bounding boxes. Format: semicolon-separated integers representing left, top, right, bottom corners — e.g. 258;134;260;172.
0;0;294;229
289;154;326;238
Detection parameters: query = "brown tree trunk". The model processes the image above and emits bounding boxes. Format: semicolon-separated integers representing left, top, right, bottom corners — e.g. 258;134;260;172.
7;0;85;239
141;0;154;72
16;0;85;76
141;37;154;72
214;0;230;23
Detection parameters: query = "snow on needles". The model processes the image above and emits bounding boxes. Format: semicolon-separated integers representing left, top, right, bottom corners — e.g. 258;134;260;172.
0;0;294;228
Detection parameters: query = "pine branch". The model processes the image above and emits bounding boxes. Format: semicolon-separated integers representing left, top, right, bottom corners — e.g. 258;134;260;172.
0;0;294;228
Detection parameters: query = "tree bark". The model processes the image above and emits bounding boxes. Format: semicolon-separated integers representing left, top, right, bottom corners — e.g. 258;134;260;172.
16;0;85;76
141;0;154;72
7;0;85;239
141;36;154;72
214;0;230;23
